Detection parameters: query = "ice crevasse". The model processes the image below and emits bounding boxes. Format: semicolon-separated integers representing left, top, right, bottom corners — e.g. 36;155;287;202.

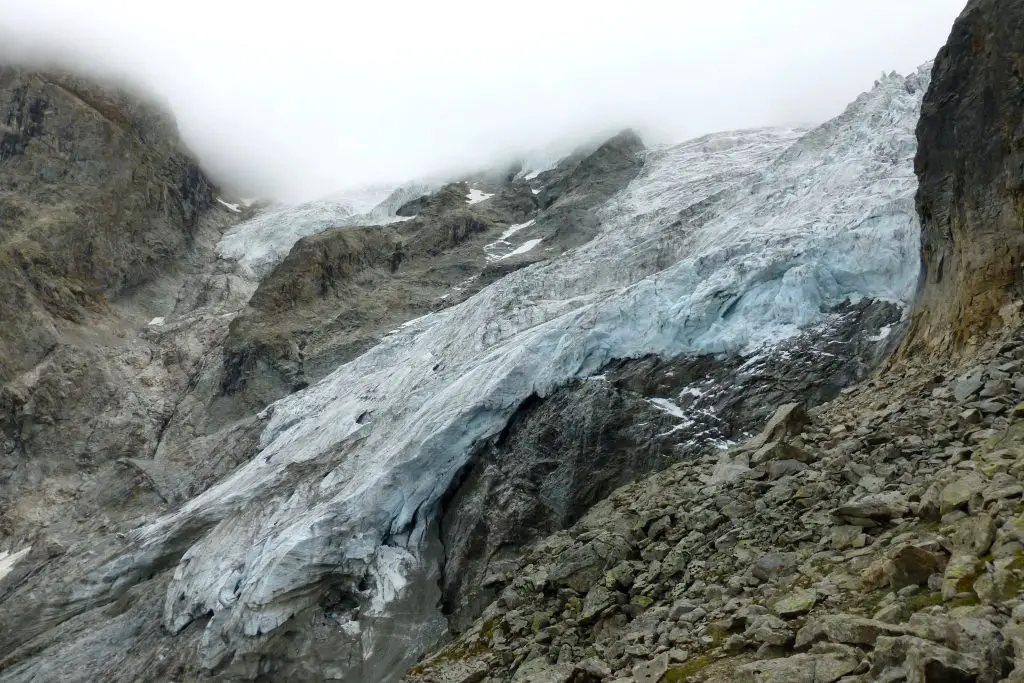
114;65;930;672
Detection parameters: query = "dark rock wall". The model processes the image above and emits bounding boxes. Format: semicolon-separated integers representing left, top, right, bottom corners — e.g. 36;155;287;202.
905;0;1024;353
0;66;213;381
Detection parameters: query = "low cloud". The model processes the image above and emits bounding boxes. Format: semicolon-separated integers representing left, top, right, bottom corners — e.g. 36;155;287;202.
1;0;966;201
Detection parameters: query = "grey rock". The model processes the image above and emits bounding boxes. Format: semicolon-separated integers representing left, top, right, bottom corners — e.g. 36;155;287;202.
869;636;983;683
953;370;986;402
980;379;1010;399
978;399;1008;415
747;615;795;646
745;403;810;453
952;513;997;556
834;491;908;526
939;474;985;515
573;658;612;681
769;459;809;480
831;526;867;551
795;614;905;648
632;653;670;683
512;658;573;683
737;650;859;683
773;589;818;618
960;408;983;425
581;585;616;623
752;552;801;582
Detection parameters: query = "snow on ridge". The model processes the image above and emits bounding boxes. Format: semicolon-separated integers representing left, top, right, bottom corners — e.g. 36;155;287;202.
216;183;427;279
130;67;930;671
217;198;242;213
648;398;689;421
484;220;539;261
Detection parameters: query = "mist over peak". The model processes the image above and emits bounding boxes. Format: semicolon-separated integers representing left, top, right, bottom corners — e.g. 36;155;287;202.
2;0;964;201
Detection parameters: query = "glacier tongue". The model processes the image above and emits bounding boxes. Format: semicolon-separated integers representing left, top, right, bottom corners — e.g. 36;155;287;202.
131;65;929;676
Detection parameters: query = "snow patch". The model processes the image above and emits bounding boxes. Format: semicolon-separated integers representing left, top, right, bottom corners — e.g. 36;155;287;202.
484;221;540;261
0;547;30;582
867;325;892;342
648;398;688;420
466;188;493;204
148;317;165;327
502;239;543;260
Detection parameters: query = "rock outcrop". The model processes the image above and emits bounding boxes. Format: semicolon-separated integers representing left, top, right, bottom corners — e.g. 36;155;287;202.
0;66;213;381
219;133;645;417
905;0;1024;352
0;64;264;682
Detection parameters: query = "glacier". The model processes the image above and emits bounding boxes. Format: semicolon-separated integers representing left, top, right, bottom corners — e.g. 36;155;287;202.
215;182;429;278
104;65;930;678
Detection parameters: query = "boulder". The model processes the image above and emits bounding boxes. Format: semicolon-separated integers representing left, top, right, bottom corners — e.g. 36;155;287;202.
869;636;983;683
795;614;905;649
736;650;860;683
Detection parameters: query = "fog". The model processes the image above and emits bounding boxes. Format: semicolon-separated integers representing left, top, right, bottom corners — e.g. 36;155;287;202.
1;0;965;201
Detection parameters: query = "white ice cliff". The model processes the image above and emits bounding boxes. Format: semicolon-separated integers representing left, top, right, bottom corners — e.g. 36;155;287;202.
113;65;930;676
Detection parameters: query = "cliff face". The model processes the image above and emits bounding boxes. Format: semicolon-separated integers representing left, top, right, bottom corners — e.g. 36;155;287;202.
906;0;1024;353
0;67;212;381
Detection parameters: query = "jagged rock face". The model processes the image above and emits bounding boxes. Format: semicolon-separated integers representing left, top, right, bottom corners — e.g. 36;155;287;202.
0;64;249;548
906;0;1024;352
219;135;644;417
439;300;902;631
0;64;265;683
219;179;543;415
0;66;213;381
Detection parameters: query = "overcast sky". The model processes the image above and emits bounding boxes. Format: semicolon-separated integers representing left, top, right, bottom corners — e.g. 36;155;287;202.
1;0;966;201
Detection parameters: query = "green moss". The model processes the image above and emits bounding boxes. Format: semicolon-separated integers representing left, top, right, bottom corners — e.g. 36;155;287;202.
631;595;655;610
949;593;982;609
405;637;491;676
661;656;714;682
906;591;944;613
479;617;501;639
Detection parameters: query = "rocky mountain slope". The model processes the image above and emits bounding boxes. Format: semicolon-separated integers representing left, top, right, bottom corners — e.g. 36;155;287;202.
408;328;1024;682
0;67;212;382
0;0;1020;680
407;0;1024;681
